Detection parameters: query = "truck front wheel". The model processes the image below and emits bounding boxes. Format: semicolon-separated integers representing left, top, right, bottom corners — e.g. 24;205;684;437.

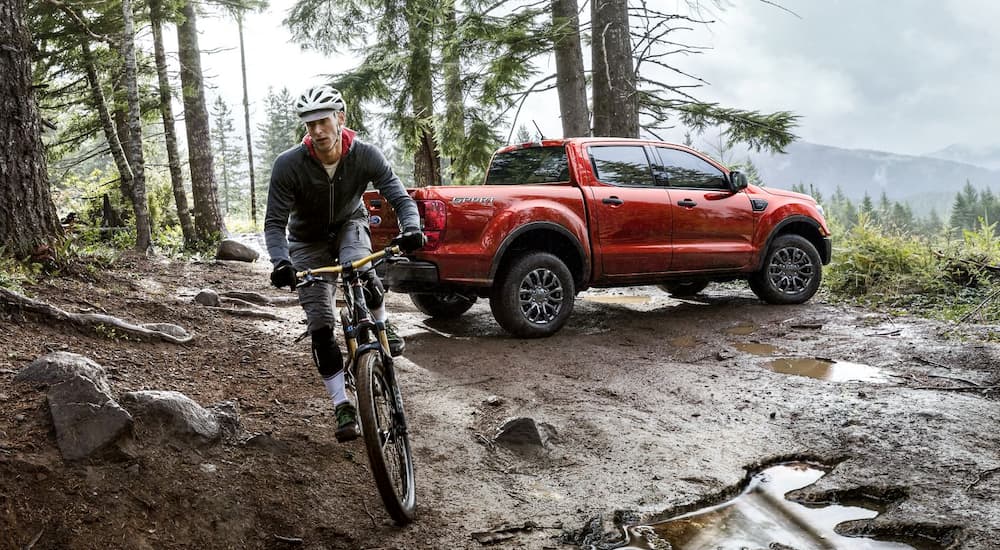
409;292;477;319
490;252;575;338
749;234;822;304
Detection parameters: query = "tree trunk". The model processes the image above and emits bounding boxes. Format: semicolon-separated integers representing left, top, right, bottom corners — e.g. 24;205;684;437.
82;41;134;204
237;14;258;227
440;0;466;183
553;0;590;137
407;0;440;188
177;0;226;243
591;0;638;137
149;0;197;247
121;0;152;252
0;0;63;258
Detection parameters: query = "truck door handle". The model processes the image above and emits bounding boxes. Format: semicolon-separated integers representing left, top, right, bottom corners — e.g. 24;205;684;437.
602;197;624;206
677;198;697;208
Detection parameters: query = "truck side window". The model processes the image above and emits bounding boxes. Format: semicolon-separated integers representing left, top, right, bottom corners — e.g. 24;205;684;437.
589;146;655;187
486;146;569;185
655;147;728;189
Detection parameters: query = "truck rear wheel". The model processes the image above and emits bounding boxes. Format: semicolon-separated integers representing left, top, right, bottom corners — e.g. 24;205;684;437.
749;234;822;304
409;292;477;319
490;252;575;338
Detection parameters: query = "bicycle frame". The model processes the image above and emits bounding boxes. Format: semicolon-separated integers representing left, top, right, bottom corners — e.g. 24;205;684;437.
295;244;417;523
295;245;403;374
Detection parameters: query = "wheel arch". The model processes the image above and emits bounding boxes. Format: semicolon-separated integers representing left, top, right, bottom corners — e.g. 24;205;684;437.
757;216;829;270
489;222;589;290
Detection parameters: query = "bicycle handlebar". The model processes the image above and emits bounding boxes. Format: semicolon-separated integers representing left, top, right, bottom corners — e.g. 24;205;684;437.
295;245;403;280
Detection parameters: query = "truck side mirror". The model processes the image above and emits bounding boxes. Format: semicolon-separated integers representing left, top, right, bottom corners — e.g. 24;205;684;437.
729;171;749;191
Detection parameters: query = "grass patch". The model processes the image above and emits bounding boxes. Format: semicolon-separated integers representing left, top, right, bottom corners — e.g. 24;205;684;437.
825;217;1000;321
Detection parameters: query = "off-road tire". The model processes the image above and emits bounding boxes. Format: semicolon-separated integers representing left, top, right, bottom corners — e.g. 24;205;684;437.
409;292;477;319
490;252;575;338
356;350;416;524
657;280;709;297
749;234;822;305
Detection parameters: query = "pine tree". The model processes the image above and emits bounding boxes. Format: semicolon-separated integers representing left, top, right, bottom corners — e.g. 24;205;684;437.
211;96;244;216
1;0;63;257
256;88;302;193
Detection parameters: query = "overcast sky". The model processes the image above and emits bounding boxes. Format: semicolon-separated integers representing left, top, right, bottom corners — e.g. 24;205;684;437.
198;0;999;157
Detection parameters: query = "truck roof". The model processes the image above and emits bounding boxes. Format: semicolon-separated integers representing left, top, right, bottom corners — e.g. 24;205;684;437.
495;137;699;155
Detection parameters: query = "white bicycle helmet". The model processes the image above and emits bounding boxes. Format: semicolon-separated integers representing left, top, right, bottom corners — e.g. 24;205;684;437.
294;85;346;122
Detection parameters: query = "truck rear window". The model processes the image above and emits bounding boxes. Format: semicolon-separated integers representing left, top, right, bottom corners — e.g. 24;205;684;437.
485;146;569;185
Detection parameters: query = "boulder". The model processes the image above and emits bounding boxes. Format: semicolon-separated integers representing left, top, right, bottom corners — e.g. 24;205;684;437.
194;289;220;307
47;376;133;461
120;390;223;445
494;416;546;451
215;239;259;262
15;352;113;395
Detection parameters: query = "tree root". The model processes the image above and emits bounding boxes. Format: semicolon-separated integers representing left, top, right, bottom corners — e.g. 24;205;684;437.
220;290;298;307
0;287;193;344
203;306;282;321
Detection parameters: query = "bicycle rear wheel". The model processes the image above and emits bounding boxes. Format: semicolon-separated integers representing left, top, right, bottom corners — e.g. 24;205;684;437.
356;349;416;524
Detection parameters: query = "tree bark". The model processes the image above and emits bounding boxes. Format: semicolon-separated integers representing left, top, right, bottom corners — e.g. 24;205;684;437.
553;0;590;137
591;0;638;137
149;0;197;247
407;0;440;188
0;0;63;258
177;0;226;243
121;0;152;252
237;13;259;226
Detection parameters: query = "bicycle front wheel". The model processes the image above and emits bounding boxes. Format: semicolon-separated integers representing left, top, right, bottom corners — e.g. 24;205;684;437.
356;350;416;524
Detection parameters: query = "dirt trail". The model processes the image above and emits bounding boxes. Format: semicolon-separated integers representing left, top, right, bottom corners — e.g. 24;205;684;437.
1;256;998;549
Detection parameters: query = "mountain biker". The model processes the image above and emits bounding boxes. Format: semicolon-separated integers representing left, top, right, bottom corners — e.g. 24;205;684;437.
264;84;426;442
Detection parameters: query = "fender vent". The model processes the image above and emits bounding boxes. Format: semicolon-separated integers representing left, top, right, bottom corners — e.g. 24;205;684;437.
751;199;768;212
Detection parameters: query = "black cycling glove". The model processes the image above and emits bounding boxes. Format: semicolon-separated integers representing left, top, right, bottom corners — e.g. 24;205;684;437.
270;260;297;290
394;228;428;253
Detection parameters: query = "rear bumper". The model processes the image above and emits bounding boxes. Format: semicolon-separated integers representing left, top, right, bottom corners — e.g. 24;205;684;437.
385;260;441;292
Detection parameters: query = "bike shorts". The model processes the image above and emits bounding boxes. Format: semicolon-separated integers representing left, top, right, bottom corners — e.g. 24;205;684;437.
289;217;373;333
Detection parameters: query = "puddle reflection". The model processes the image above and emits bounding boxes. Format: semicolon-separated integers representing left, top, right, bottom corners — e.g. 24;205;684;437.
725;323;757;336
767;358;888;383
624;463;933;550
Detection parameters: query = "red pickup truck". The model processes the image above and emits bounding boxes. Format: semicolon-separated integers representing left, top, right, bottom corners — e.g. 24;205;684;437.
367;137;831;338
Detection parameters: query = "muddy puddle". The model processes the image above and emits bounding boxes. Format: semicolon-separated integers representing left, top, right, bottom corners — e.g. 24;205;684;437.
623;462;937;550
725;323;757;336
766;358;889;383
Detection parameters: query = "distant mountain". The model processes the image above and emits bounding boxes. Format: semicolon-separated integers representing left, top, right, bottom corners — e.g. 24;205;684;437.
741;142;1000;214
925;144;1000;171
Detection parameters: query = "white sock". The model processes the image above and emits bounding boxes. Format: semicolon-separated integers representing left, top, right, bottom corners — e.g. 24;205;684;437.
322;372;348;407
373;304;387;323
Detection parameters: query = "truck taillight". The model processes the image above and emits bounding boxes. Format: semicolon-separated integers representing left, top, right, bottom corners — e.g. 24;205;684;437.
417;200;446;251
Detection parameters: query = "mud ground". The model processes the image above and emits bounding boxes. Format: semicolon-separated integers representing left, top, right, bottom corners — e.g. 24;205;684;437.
1;254;998;549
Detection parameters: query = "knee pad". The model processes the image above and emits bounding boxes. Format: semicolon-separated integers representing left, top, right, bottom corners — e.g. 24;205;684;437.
310;326;343;378
362;271;385;309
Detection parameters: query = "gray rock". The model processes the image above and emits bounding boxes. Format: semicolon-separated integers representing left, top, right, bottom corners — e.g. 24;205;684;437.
47;376;133;461
120;390;222;445
209;400;241;438
216;239;259;262
15;352;113;395
495;416;546;450
194;289;220;307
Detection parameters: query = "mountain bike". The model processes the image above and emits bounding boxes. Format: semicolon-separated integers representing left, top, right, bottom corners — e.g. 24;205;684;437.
296;245;416;524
